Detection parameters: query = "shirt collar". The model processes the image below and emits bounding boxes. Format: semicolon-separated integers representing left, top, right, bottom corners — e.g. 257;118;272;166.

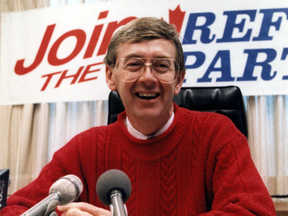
126;112;175;140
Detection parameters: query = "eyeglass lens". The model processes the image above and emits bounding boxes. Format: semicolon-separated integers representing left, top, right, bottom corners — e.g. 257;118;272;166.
118;58;179;83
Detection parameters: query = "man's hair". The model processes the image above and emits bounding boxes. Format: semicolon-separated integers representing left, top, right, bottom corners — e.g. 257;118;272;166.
104;17;186;74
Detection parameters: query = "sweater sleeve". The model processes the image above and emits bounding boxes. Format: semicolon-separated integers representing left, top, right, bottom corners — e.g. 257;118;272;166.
0;135;82;216
198;113;275;216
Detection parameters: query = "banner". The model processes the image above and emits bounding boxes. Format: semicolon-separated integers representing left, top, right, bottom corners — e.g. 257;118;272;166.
1;0;288;104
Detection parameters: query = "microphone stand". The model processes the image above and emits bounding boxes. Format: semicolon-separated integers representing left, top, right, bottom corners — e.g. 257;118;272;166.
109;190;128;216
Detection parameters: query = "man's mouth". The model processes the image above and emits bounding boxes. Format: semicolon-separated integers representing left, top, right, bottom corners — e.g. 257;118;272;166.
136;93;159;100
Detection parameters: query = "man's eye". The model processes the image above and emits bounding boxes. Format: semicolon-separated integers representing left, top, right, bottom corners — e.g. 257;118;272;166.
127;62;142;66
158;63;169;68
125;61;143;71
153;61;170;71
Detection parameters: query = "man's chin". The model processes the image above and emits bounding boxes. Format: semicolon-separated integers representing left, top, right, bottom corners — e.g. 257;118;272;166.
135;110;166;121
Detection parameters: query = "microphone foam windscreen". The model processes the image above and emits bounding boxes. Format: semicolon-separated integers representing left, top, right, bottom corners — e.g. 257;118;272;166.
49;174;83;205
96;169;132;206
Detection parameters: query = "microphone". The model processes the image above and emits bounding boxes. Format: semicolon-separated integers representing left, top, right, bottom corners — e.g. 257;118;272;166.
20;174;83;216
0;169;10;210
96;169;132;216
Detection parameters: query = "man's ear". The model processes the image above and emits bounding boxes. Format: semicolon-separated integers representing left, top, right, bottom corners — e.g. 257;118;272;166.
106;65;117;91
174;71;185;95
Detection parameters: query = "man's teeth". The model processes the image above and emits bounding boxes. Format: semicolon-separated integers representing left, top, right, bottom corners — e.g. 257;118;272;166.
137;93;158;99
139;93;156;97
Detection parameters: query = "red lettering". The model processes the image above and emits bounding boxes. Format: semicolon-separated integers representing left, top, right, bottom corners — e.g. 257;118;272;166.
97;17;137;56
15;24;56;75
48;30;86;66
40;62;102;91
78;62;102;83
41;71;61;91
84;11;109;58
15;13;138;76
98;11;109;19
84;25;103;59
55;66;84;87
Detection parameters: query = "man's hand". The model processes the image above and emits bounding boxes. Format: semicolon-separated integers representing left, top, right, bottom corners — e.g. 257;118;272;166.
57;202;111;216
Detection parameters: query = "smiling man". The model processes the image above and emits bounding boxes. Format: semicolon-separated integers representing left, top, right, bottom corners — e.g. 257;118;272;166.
106;40;184;136
104;18;186;138
1;17;275;216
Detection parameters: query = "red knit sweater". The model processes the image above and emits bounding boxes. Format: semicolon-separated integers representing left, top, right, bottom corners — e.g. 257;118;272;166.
1;105;275;216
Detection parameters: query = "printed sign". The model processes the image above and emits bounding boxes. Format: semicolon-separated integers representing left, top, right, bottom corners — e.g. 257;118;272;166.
1;0;288;104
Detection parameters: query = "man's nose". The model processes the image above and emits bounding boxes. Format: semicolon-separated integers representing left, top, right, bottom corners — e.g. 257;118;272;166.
140;63;157;82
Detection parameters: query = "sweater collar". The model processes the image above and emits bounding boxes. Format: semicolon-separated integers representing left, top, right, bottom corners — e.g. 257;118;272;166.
125;112;175;140
113;103;192;160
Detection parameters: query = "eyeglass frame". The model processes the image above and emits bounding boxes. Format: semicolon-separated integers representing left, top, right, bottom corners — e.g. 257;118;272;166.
115;57;181;84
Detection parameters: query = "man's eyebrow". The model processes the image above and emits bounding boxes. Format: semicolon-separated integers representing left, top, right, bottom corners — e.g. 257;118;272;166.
122;54;173;59
122;54;142;58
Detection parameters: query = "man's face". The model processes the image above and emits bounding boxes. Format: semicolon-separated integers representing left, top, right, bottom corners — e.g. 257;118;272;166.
106;39;184;130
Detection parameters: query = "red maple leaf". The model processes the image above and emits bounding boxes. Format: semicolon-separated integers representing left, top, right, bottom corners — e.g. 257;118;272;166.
169;5;185;33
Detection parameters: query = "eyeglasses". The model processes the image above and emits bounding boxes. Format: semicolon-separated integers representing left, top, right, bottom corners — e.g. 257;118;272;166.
116;57;180;83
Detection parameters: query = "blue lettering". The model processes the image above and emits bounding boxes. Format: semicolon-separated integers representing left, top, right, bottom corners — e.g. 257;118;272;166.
183;13;216;44
184;52;205;69
237;49;277;81
253;8;288;41
197;50;235;82
217;10;256;42
281;48;288;80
